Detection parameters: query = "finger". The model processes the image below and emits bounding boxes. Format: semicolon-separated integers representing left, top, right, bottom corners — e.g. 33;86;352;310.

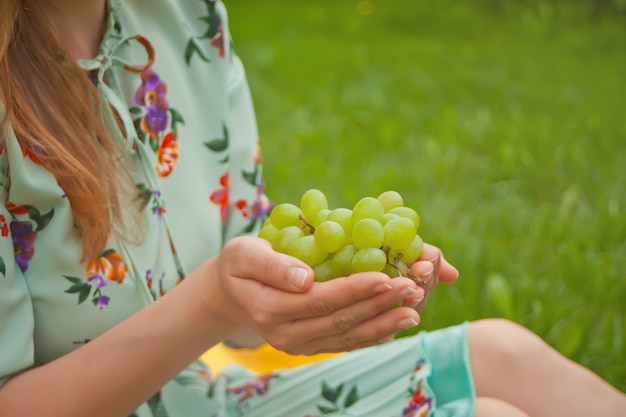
222;236;314;292
283;307;421;355
277;278;423;343
418;243;458;283
267;273;421;319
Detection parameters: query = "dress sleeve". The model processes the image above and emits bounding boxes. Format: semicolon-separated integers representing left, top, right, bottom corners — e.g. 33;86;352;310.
0;149;35;387
220;3;272;242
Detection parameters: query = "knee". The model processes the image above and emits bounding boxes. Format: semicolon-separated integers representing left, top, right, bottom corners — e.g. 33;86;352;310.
468;318;548;371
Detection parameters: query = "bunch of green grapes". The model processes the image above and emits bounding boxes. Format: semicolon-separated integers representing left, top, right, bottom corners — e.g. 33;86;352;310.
259;189;424;282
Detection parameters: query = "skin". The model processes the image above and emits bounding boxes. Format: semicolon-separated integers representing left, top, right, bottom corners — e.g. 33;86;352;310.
40;0;106;60
0;236;429;416
4;2;625;416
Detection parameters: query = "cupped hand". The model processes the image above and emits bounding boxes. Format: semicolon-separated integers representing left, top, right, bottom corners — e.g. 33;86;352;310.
205;237;425;355
407;243;459;313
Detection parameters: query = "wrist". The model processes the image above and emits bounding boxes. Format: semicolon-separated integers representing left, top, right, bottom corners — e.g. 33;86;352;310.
191;257;243;342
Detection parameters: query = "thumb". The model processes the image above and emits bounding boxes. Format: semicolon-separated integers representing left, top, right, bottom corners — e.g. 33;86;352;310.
222;236;314;293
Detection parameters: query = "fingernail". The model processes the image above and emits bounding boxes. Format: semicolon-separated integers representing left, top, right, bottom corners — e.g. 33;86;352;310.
409;292;425;309
288;267;309;289
419;267;434;283
374;283;393;293
410;297;425;309
378;334;396;343
428;253;440;264
397;317;419;330
399;286;419;297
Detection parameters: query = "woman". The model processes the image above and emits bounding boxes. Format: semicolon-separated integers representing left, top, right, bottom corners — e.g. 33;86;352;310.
0;1;624;416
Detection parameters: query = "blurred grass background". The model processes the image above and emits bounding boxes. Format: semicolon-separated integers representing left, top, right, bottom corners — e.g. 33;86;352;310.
227;0;626;390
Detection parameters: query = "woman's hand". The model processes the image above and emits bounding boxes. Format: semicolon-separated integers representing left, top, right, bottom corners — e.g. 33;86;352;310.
203;237;425;355
407;243;459;313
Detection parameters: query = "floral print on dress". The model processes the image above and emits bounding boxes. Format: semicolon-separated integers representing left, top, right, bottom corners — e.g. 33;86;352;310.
210;171;229;224
184;0;227;65
238;144;273;233
2;203;55;275
145;268;166;300
401;381;432;417
137;183;167;219
63;249;128;309
401;359;433;417
128;36;185;179
227;373;277;411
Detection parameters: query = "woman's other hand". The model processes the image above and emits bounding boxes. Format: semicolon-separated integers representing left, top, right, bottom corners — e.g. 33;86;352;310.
407;243;459;313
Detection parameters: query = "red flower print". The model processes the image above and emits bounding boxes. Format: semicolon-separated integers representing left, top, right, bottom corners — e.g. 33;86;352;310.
209;171;229;223
13;133;44;165
401;380;432;417
156;132;180;177
211;27;225;58
6;202;29;216
0;215;8;238
235;199;249;218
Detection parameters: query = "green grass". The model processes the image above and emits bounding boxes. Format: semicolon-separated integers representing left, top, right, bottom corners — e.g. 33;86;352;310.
227;0;626;390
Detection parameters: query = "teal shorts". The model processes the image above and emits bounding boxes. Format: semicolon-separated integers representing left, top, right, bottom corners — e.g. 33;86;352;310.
157;322;475;417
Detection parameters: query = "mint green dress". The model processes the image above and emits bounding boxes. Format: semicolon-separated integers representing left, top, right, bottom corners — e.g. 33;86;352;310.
0;1;474;416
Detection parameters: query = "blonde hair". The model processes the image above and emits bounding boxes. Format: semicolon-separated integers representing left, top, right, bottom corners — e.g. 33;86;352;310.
0;1;139;262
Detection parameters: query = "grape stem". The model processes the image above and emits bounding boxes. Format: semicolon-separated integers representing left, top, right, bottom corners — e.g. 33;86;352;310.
383;246;425;284
298;215;315;234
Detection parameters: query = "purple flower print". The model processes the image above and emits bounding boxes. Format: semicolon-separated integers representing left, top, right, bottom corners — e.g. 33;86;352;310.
87;274;108;289
96;296;110;309
135;70;169;139
10;220;36;273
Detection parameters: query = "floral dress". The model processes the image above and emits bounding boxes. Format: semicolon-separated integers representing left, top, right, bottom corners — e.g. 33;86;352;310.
0;1;474;416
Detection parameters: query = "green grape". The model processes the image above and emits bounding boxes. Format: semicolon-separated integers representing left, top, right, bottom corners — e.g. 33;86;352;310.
310;208;331;228
273;226;304;254
301;189;328;222
382;213;400;225
313;259;340;282
333;244;357;275
352;218;384;249
288;235;328;267
383;217;417;251
385;259;409;275
387;206;420;229
352;197;385;224
382;263;401;278
377;190;404;212
262;218;272;227
270;203;303;229
327;208;353;236
352;248;387;272
314;220;347;253
258;223;279;246
394;234;424;264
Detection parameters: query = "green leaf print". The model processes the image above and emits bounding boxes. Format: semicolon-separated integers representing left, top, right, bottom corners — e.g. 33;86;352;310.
63;276;93;304
136;183;154;210
0;256;6;276
318;404;340;415
184;38;211;65
204;123;229;152
318;381;361;415
78;285;91;304
343;386;359;409
322;381;343;403
168;108;185;135
242;165;259;187
25;206;55;232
